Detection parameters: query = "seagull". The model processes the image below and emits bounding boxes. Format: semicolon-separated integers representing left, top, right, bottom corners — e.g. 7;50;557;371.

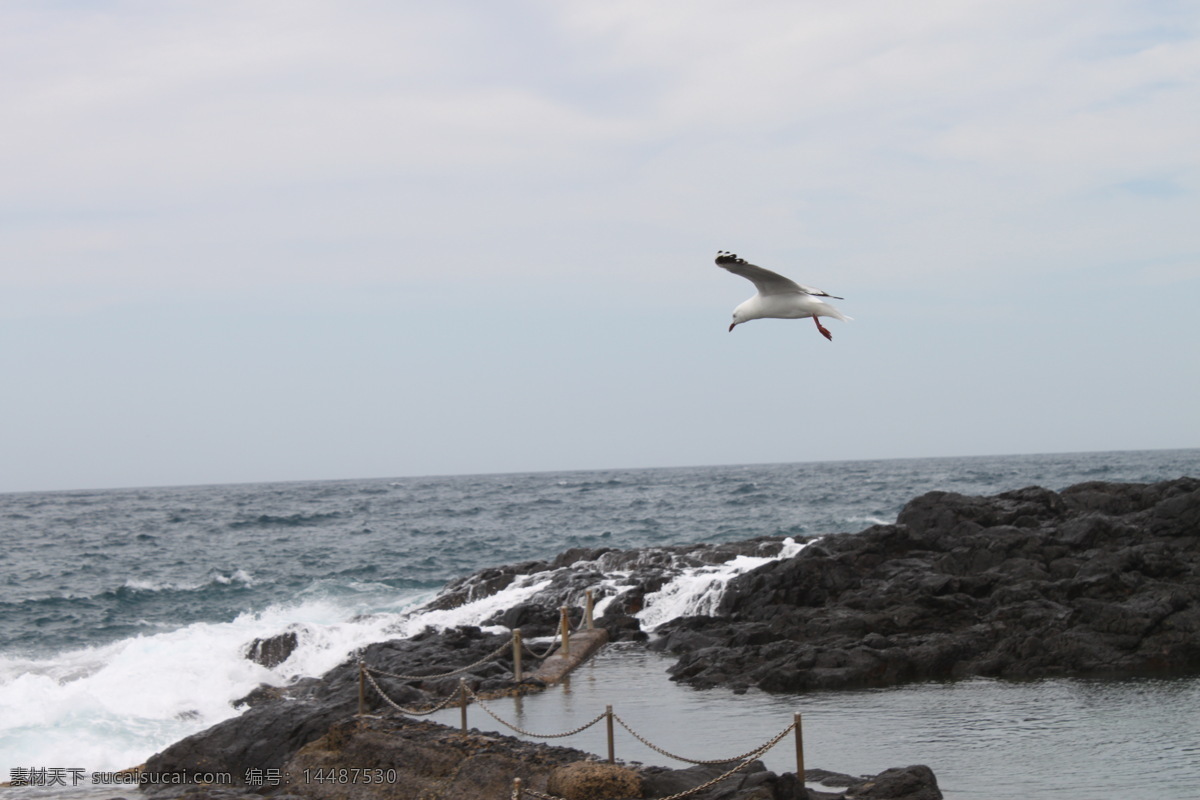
716;250;850;341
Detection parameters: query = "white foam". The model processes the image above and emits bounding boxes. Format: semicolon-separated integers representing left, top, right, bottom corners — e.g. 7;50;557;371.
2;541;807;775
0;570;570;775
0;591;429;774
848;516;891;527
635;538;808;631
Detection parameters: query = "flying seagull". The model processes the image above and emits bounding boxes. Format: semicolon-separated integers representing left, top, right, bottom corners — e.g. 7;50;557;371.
716;250;850;341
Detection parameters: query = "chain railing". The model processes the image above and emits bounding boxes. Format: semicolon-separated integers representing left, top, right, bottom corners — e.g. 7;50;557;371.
509;716;801;800
365;667;806;798
358;589;602;712
462;682;609;739
354;588;809;799
365;637;514;682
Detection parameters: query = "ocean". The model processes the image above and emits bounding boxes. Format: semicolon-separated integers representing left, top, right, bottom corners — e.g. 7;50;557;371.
2;449;1198;799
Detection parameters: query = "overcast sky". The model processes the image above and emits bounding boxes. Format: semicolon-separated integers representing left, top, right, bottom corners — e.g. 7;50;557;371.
2;1;1198;493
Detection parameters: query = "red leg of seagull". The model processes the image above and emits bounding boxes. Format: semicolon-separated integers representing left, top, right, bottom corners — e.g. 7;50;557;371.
813;316;833;341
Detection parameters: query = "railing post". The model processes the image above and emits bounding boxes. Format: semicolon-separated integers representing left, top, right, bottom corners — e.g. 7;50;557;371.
606;705;615;764
794;712;805;787
511;776;522;800
560;606;571;657
586;589;595;630
357;662;366;716
513;629;523;683
460;679;469;734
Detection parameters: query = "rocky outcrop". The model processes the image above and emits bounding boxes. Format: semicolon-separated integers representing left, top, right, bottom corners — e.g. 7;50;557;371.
146;626;523;784
245;630;300;668
652;478;1200;692
143;712;941;800
284;716;940;800
139;477;1198;799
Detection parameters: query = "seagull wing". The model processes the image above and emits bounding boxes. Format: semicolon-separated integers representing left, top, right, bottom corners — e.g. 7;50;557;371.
715;251;842;299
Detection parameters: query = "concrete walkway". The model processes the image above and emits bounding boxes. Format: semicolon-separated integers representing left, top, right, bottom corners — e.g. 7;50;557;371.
529;628;609;684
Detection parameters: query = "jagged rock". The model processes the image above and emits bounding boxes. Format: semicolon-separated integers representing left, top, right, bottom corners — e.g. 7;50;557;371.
139;479;1198;799
845;765;942;799
659;478;1200;692
284;717;603;800
244;630;299;668
424;561;550;611
143;626;522;789
142;694;356;784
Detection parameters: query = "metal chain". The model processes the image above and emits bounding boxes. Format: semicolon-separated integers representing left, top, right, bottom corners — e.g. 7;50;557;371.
363;669;462;716
461;683;608;739
613;713;795;766
516;722;796;800
520;630;561;660
365;638;512;681
516;749;769;800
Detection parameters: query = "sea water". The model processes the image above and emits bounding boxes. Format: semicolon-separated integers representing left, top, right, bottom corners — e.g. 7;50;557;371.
2;449;1198;799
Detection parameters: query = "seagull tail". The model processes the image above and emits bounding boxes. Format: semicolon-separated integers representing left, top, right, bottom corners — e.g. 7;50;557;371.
818;304;852;323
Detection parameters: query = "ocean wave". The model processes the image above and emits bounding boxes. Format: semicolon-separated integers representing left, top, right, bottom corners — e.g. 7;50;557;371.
555;478;627;491
0;590;434;773
113;569;256;596
846;515;891;527
227;511;348;529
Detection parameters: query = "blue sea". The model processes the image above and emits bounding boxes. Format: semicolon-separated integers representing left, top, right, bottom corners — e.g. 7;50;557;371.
2;449;1199;799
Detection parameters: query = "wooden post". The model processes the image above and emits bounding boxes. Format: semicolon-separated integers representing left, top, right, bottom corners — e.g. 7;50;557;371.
513;629;523;683
606;705;615;764
586;590;595;630
357;662;366;716
460;679;469;734
560;606;571;657
794;712;805;787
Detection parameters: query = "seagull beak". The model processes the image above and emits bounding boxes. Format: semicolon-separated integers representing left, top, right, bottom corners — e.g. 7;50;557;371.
728;322;736;332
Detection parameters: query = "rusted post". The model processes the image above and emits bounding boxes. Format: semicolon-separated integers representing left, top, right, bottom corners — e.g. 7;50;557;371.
794;712;805;786
606;705;615;764
586;589;595;630
357;662;366;716
460;679;469;734
511;776;522;800
513;629;523;682
560;606;571;657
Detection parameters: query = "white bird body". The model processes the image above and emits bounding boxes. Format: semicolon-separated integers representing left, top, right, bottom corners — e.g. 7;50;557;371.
716;250;849;341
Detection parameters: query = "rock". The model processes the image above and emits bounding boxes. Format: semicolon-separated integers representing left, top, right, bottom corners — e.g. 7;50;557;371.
662;478;1200;693
139;479;1197;799
284;716;603;800
142;693;356;785
545;761;643;800
485;601;562;636
244;630;299;668
143;626;523;790
845;765;942;800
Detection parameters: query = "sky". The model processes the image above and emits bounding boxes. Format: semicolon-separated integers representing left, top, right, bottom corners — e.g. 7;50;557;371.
2;1;1198;493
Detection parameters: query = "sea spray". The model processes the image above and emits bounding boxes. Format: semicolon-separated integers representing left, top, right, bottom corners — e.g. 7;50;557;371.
0;572;574;774
635;537;808;630
0;594;427;773
4;450;1197;792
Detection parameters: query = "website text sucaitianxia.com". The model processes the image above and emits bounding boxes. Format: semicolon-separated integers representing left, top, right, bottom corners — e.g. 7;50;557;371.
7;767;401;788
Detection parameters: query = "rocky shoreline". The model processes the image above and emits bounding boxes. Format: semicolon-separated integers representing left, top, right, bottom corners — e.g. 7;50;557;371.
135;477;1198;799
653;477;1200;693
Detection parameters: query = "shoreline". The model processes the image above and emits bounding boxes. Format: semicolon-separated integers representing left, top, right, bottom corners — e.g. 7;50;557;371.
16;474;1198;799
131;479;1200;796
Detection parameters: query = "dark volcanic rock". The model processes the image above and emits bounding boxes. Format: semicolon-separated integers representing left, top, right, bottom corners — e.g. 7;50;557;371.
286;717;938;800
144;626;524;787
244;630;300;668
146;711;942;800
658;478;1200;692
843;765;942;799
